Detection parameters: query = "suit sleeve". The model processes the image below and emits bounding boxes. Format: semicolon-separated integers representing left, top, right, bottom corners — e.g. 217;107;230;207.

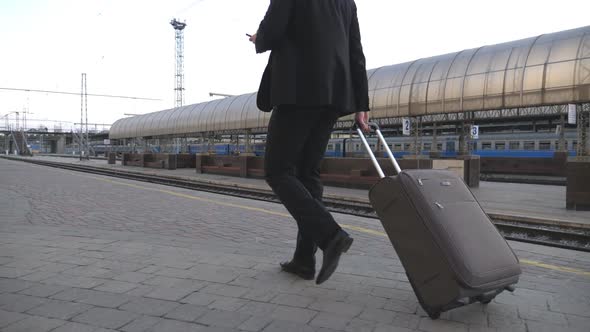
255;0;294;54
349;3;370;112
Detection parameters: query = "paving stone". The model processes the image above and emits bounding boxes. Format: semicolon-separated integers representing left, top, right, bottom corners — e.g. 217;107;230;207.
271;294;315;308
483;303;519;319
182;292;224;306
196;309;252;328
488;314;527;331
94;280;139;293
373;325;414;332
238;302;277;317
0;309;28;328
549;297;590;317
113;271;153;283
125;285;156;297
18;283;68;298
26;299;92;320
0;267;34;278
199;326;241;332
154;267;194;279
120;315;162;332
344;318;377;332
298;287;349;302
49;255;99;266
519;305;568;325
525;320;588;332
201;283;250;298
19;271;58;282
187;265;239;283
238;316;274;332
0;294;48;312
165;304;208;322
309;312;351;330
136;266;160;274
119;297;180;317
345;293;388;309
146;318;205;332
308;300;364;317
36;262;77;273
72;307;139;329
417;317;468;332
62;265;111;277
208;296;248;311
565;314;590;329
466;326;501;332
68;289;133;308
358;307;394;324
41;274;105;289
261;320;315;332
0;278;32;293
50;288;93;301
145;286;197;301
439;304;487;326
1;315;65;332
494;288;552;308
50;322;98;332
270;305;317;324
382;297;418;314
241;288;280;302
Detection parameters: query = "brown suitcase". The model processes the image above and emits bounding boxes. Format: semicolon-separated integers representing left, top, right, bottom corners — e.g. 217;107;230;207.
357;123;521;319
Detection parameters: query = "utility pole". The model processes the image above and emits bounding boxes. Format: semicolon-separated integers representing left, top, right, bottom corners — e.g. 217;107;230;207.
80;73;89;160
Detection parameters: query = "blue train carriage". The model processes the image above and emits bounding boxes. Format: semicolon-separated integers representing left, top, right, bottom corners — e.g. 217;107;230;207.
324;131;578;159
188;142;266;156
470;131;578;157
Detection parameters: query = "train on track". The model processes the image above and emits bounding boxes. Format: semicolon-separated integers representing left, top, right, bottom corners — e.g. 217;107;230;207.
75;130;578;159
183;131;579;159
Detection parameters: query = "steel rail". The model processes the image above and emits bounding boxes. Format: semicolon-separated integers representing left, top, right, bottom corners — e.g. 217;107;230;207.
2;156;588;252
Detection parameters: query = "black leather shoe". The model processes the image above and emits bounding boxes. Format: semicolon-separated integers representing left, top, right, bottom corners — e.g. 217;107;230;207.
316;231;353;285
280;261;315;280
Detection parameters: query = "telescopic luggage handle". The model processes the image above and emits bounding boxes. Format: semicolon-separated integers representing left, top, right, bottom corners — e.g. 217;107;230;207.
355;122;402;178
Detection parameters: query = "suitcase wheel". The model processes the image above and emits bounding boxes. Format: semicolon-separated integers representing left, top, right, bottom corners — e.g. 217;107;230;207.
425;308;441;320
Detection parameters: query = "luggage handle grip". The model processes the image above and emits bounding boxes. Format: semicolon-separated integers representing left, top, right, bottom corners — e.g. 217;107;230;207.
354;122;401;178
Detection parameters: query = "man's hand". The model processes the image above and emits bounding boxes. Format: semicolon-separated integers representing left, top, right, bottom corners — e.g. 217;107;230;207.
249;33;257;44
355;112;369;133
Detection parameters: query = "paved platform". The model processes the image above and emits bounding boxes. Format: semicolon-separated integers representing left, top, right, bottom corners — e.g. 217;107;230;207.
1;157;589;332
7;155;590;227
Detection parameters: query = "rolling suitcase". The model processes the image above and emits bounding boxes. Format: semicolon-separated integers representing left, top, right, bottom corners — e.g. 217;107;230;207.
356;123;521;319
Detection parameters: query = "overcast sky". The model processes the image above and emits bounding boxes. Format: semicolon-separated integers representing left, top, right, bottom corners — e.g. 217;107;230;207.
1;0;588;131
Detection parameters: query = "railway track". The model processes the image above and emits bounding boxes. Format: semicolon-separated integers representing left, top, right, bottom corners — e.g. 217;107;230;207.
3;155;589;252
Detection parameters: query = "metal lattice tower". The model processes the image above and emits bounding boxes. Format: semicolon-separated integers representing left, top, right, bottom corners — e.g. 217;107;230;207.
80;73;89;160
170;19;187;108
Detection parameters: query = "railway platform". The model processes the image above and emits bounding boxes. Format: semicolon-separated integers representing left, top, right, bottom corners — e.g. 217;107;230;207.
7;155;590;227
0;156;589;331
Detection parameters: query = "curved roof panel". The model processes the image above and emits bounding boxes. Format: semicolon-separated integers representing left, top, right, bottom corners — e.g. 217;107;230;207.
110;25;590;139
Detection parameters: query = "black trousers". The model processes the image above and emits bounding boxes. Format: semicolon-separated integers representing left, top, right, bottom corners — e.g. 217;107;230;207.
264;106;343;263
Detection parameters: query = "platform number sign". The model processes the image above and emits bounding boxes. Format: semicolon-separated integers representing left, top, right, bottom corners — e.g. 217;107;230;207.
402;117;411;136
470;125;479;139
568;104;577;125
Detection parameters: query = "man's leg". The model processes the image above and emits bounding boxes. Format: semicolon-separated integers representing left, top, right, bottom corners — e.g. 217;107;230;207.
264;107;341;251
291;109;342;266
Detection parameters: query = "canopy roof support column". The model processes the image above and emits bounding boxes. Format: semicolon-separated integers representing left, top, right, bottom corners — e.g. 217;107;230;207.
577;103;589;157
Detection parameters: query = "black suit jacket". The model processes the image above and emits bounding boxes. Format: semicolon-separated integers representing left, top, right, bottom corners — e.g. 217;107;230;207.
255;0;369;115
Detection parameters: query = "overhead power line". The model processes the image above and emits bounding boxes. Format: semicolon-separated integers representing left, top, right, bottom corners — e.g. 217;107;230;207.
0;87;162;101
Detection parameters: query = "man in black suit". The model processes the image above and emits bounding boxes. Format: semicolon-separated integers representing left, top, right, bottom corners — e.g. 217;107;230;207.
250;0;369;285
